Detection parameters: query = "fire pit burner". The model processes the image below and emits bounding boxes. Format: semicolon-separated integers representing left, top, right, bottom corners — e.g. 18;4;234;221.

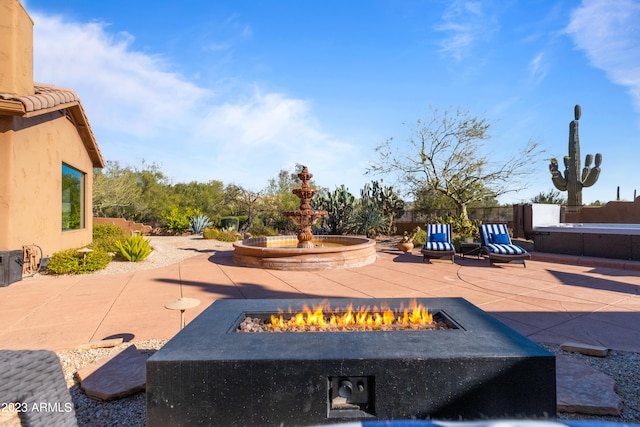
238;300;456;332
147;298;556;426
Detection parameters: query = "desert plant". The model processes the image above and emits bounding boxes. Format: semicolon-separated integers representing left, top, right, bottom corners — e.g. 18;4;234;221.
412;228;427;246
346;205;386;239
46;248;112;274
163;207;200;234
114;232;153;262
202;227;241;242
202;227;219;240
436;214;480;239
549;104;602;211
93;223;126;241
216;229;242;242
361;181;405;235
190;214;213;234
91;224;128;252
313;185;357;234
247;224;279;237
220;216;240;231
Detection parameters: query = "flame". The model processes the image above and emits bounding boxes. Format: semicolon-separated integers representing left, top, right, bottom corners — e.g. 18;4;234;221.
268;300;434;332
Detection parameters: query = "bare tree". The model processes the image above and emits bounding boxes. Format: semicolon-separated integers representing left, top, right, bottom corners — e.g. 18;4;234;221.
224;184;265;233
92;161;140;217
367;107;543;219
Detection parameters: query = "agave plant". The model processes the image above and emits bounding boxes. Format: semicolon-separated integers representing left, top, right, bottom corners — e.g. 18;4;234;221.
190;214;213;235
114;232;153;262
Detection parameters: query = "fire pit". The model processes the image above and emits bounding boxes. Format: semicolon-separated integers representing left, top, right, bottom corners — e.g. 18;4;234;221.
147;298;556;426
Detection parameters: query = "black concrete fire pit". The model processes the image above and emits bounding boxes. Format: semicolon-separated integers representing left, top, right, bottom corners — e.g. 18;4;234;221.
147;298;556;426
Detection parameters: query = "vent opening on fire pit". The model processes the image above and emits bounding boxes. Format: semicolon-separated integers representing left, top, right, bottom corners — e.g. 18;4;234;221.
328;376;375;419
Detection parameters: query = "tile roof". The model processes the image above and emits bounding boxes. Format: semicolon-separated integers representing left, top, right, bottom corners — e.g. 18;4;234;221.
0;83;79;112
0;83;104;168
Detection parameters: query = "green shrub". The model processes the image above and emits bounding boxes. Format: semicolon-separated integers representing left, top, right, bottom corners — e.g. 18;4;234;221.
436;214;481;239
202;227;241;242
247;225;279;237
202;227;219;240
91;224;128;252
216;230;242;242
114;232;153;262
413;228;427;246
47;248;112;274
163;207;200;234
93;224;125;240
220;216;239;231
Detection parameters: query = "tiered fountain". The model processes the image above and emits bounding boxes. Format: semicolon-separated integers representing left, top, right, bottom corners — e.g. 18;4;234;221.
233;166;376;270
282;166;328;248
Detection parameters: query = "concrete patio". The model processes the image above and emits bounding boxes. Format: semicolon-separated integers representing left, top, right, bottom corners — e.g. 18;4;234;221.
1;241;640;353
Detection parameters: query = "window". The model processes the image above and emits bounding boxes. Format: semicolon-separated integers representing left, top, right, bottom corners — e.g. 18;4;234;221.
62;163;85;230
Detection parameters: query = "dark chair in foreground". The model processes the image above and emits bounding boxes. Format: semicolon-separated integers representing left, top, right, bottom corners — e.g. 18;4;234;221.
421;223;455;263
0;350;77;427
479;223;530;267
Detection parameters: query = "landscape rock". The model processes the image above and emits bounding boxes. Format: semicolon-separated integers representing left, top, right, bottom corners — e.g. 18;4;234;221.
561;342;609;357
77;345;148;401
76;337;123;350
556;354;623;416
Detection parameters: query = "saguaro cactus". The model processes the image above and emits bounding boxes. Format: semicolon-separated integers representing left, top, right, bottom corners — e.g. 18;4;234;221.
548;104;602;211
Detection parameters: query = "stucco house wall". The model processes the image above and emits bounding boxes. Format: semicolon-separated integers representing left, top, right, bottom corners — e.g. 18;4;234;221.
0;0;104;258
0;110;99;255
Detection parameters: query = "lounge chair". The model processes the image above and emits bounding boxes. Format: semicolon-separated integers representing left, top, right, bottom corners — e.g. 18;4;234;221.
421;223;455;263
479;223;530;267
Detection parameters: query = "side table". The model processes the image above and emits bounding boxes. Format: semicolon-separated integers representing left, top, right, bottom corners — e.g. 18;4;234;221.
459;242;482;259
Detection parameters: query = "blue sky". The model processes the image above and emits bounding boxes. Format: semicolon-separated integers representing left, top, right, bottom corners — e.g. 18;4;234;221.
22;0;640;204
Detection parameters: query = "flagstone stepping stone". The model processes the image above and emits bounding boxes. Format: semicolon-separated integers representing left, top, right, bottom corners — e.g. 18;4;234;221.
76;337;123;350
556;354;623;416
561;342;609;357
77;345;148;401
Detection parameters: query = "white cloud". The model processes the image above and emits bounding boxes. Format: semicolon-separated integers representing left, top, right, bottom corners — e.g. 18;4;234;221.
189;90;358;188
528;51;548;84
30;12;360;188
435;1;497;61
32;13;209;137
566;0;640;111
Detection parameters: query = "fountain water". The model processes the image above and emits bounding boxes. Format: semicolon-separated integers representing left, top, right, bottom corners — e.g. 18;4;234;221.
232;166;376;270
282;166;328;248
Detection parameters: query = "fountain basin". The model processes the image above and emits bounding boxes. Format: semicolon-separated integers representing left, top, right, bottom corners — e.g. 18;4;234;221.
233;235;377;270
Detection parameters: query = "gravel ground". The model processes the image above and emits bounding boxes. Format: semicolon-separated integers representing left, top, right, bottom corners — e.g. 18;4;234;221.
11;236;640;425
543;344;640;423
26;235;234;279
58;340;167;427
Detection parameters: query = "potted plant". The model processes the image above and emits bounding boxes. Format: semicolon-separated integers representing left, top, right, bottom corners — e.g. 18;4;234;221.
397;226;420;253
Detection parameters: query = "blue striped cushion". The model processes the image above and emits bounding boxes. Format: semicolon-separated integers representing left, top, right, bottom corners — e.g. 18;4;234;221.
424;242;454;251
491;233;511;245
486;243;526;255
480;224;510;245
430;232;447;242
480;224;527;255
427;224;451;241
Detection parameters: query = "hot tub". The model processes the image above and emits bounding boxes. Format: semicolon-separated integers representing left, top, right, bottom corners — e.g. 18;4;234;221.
533;223;640;260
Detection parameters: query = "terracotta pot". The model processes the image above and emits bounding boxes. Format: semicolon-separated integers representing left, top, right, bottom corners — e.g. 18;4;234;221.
397;242;414;253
